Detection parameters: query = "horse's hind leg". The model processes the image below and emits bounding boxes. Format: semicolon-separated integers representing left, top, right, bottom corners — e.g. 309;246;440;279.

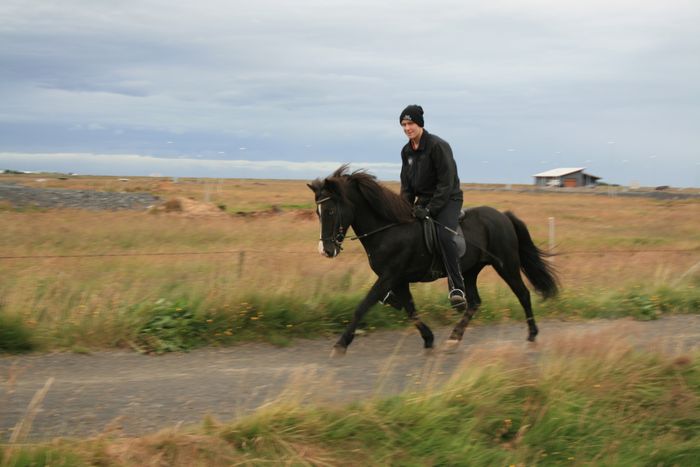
448;265;484;343
495;265;538;342
393;283;434;349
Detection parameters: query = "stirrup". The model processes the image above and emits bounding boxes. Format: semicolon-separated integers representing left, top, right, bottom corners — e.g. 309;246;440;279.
448;289;466;304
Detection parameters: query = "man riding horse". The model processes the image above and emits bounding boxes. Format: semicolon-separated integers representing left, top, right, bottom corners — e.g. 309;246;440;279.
398;105;467;312
309;106;558;354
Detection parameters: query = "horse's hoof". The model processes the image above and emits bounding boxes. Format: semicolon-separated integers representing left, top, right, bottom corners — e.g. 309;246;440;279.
330;346;347;358
443;339;461;353
527;334;537;343
424;347;435;357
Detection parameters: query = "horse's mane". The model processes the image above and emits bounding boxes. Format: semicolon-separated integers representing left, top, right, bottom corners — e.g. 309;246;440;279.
318;165;414;224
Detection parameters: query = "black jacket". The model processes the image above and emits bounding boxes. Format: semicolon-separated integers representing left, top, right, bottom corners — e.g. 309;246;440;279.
400;129;463;216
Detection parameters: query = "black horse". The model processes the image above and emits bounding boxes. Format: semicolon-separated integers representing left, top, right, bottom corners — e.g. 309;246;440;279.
308;166;558;355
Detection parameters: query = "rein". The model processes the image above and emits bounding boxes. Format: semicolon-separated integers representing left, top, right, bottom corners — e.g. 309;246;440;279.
349;223;398;241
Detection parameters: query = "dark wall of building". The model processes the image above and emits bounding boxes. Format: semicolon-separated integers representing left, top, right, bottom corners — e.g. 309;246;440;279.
534;171;599;187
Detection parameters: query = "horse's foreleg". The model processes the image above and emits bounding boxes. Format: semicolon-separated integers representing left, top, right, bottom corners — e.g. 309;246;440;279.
333;278;391;355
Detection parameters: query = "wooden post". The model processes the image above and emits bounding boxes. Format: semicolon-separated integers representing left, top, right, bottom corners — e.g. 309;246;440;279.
548;217;555;259
238;250;246;278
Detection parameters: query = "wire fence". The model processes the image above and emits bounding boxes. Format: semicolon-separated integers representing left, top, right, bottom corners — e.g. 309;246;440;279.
0;247;697;261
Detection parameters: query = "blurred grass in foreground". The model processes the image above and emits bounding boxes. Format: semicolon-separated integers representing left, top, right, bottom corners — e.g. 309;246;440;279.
2;333;697;466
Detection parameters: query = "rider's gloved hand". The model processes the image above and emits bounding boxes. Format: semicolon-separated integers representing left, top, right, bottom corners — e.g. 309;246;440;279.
413;205;429;220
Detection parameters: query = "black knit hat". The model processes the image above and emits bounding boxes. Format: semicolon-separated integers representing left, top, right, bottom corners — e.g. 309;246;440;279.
399;105;424;127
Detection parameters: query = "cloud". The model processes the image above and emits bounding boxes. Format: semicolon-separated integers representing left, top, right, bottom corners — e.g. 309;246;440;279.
0;0;699;186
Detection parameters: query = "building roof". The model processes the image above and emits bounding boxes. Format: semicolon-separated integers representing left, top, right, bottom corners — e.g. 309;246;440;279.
533;167;586;177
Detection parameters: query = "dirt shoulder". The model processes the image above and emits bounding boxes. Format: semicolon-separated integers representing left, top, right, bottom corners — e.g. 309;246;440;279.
1;315;698;441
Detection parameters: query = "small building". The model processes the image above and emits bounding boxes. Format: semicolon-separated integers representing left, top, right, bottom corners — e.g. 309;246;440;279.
533;167;601;188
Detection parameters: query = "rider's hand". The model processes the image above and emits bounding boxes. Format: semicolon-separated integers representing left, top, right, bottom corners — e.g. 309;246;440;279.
413;205;429;220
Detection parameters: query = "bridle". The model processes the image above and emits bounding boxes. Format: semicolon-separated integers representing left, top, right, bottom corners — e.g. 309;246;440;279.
317;195;402;250
316;196;346;251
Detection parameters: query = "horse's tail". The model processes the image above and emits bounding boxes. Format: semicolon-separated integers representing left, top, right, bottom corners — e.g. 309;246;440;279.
504;211;559;299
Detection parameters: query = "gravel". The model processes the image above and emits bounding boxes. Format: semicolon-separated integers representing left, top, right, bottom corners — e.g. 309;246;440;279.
0;182;160;211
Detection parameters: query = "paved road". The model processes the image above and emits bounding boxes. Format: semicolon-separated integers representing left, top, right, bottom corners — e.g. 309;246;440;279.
1;315;698;441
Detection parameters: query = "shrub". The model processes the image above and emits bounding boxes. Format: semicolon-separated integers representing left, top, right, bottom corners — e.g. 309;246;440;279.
0;313;35;353
162;198;183;212
134;299;209;353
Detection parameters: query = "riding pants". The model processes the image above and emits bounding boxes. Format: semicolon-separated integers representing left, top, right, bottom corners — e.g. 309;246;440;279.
432;199;465;293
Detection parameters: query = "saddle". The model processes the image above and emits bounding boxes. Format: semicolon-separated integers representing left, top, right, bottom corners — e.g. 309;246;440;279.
421;211;467;282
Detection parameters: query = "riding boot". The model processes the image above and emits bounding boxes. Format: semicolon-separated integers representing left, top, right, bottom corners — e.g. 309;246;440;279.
434;199;466;311
440;239;466;311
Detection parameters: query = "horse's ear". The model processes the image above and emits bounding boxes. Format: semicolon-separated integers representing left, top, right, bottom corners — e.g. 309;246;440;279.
307;180;323;195
323;178;339;196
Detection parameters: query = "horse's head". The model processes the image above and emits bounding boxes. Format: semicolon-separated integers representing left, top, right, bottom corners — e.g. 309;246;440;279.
307;173;354;258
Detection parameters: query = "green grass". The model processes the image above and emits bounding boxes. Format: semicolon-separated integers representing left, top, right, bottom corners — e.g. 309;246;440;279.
0;307;35;353
3;280;698;354
0;446;84;467
90;281;700;353
4;339;698;466
494;282;700;322
124;293;447;353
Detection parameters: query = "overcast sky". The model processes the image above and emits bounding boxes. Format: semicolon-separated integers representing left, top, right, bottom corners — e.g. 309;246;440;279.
1;0;698;186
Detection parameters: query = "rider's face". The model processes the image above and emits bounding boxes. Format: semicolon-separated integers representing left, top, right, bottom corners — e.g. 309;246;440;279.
401;120;422;140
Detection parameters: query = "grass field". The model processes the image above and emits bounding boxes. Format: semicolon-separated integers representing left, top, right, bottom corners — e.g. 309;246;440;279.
1;333;697;466
0;173;699;352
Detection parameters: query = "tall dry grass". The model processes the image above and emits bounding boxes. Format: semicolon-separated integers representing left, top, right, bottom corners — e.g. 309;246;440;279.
0;176;698;351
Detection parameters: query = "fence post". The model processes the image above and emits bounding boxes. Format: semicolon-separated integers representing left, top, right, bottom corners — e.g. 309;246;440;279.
238;250;246;278
548;217;555;259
